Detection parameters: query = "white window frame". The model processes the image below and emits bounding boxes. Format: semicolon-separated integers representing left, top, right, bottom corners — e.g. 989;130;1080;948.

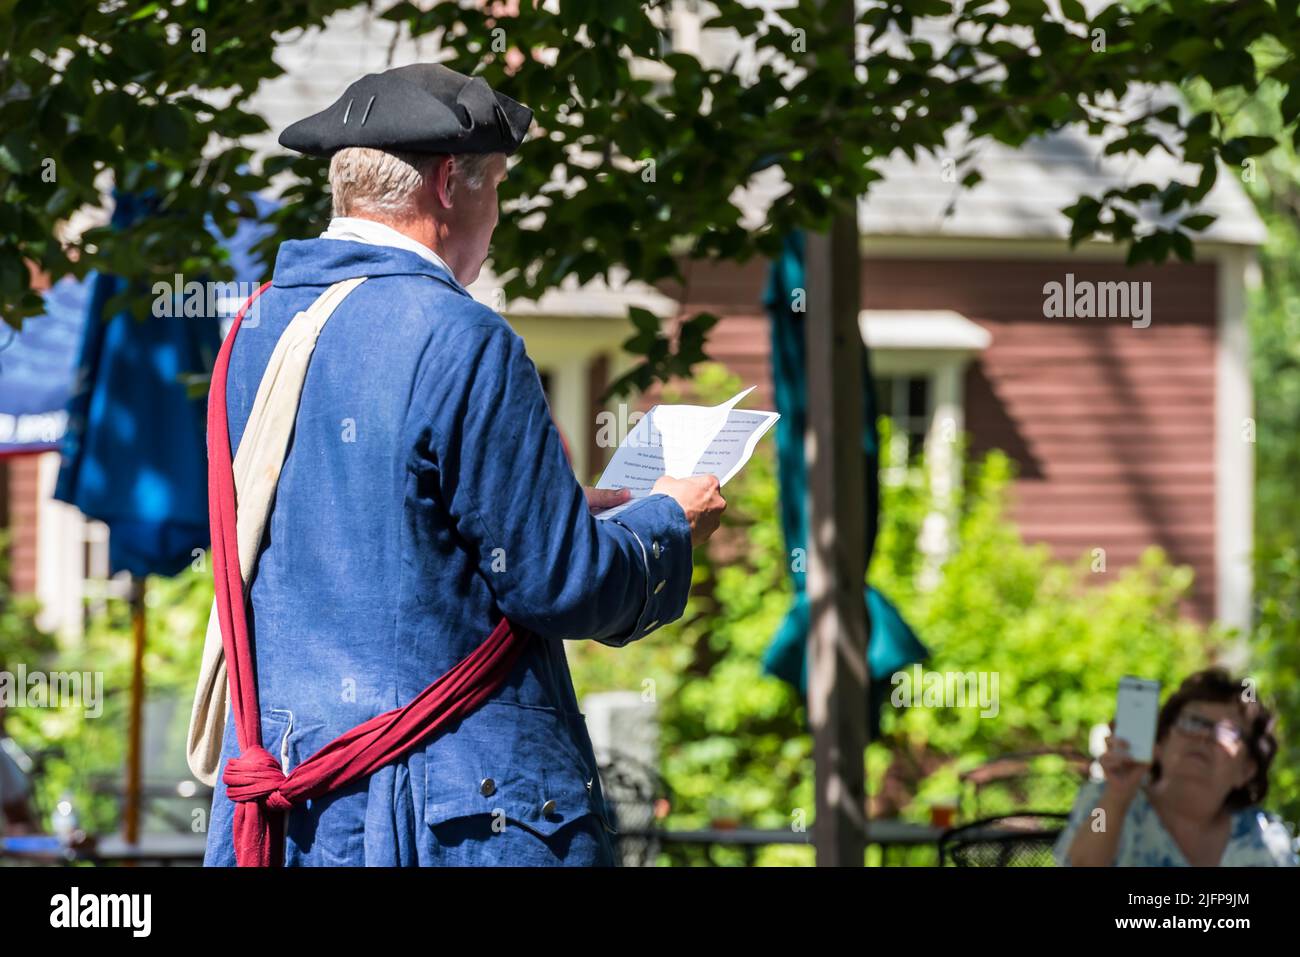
504;316;627;484
862;311;990;585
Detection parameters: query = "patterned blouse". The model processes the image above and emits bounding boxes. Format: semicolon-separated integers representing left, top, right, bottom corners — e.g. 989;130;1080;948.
1053;778;1299;866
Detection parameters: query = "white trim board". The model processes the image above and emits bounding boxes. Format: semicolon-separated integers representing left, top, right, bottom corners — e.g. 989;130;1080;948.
860;309;991;352
1214;248;1257;641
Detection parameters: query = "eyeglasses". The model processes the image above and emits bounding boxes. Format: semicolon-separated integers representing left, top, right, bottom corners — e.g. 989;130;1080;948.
1173;712;1245;750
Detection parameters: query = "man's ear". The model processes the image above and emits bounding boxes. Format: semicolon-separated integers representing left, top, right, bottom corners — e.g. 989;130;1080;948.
432;154;456;209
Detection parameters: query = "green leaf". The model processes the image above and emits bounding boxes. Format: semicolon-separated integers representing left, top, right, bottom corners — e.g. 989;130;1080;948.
1060;0;1087;21
0;144;23;174
151;103;190;152
1282;84;1300;126
627;305;661;335
1179;213;1217;232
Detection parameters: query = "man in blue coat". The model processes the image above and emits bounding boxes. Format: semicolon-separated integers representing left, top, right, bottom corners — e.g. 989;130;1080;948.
202;64;725;866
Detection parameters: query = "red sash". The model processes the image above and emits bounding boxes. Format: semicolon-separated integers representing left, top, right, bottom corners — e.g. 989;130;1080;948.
208;282;533;866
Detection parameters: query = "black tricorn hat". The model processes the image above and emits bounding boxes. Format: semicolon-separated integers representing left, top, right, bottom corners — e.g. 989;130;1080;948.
278;63;533;157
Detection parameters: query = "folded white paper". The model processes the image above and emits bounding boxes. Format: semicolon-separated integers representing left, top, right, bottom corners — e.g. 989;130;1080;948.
593;386;779;520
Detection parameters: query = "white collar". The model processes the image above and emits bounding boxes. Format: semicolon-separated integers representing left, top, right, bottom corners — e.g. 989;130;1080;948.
320;216;457;280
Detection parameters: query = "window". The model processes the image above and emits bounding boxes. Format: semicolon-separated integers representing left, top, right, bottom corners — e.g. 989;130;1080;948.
861;309;991;579
875;374;932;476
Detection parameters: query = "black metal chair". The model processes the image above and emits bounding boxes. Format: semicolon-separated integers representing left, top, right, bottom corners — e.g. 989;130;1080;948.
938;812;1070;867
85;775;213;835
958;749;1090;821
594;750;671;867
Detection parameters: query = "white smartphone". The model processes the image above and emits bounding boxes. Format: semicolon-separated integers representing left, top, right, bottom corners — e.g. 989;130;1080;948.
1114;676;1161;763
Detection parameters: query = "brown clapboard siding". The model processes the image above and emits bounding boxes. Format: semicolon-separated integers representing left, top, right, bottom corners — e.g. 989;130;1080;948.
875;257;1218;620
5;455;42;596
677;254;1220;622
3;264;50;597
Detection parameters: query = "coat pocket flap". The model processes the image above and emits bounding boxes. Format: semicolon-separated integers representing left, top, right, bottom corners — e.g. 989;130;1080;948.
423;699;608;838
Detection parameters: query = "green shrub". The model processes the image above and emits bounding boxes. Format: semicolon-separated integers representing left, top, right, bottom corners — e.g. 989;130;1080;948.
869;437;1214;834
2;557;209;838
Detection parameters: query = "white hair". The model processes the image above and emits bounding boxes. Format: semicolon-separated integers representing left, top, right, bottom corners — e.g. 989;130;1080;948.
328;147;499;219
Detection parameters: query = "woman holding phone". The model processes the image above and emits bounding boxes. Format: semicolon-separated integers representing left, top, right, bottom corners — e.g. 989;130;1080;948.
1055;668;1298;866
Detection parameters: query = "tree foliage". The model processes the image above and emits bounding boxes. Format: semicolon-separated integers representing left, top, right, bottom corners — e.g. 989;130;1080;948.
5;0;1300;390
1202;80;1300;831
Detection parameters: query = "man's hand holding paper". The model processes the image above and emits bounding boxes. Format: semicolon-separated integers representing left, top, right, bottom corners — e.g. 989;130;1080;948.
594;386;779;531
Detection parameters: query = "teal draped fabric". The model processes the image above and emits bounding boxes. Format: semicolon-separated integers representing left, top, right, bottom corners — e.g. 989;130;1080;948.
759;230;927;736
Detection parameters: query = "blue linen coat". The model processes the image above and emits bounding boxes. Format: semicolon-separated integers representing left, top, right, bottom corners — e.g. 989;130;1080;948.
202;237;694;866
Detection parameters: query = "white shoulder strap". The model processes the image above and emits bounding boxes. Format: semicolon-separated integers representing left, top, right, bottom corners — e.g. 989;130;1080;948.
186;277;367;786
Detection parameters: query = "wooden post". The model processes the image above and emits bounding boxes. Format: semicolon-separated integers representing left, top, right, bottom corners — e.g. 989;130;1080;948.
124;575;146;848
805;0;869;868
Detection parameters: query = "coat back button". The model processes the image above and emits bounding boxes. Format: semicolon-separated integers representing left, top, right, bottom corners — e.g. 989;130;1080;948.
479;777;496;797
